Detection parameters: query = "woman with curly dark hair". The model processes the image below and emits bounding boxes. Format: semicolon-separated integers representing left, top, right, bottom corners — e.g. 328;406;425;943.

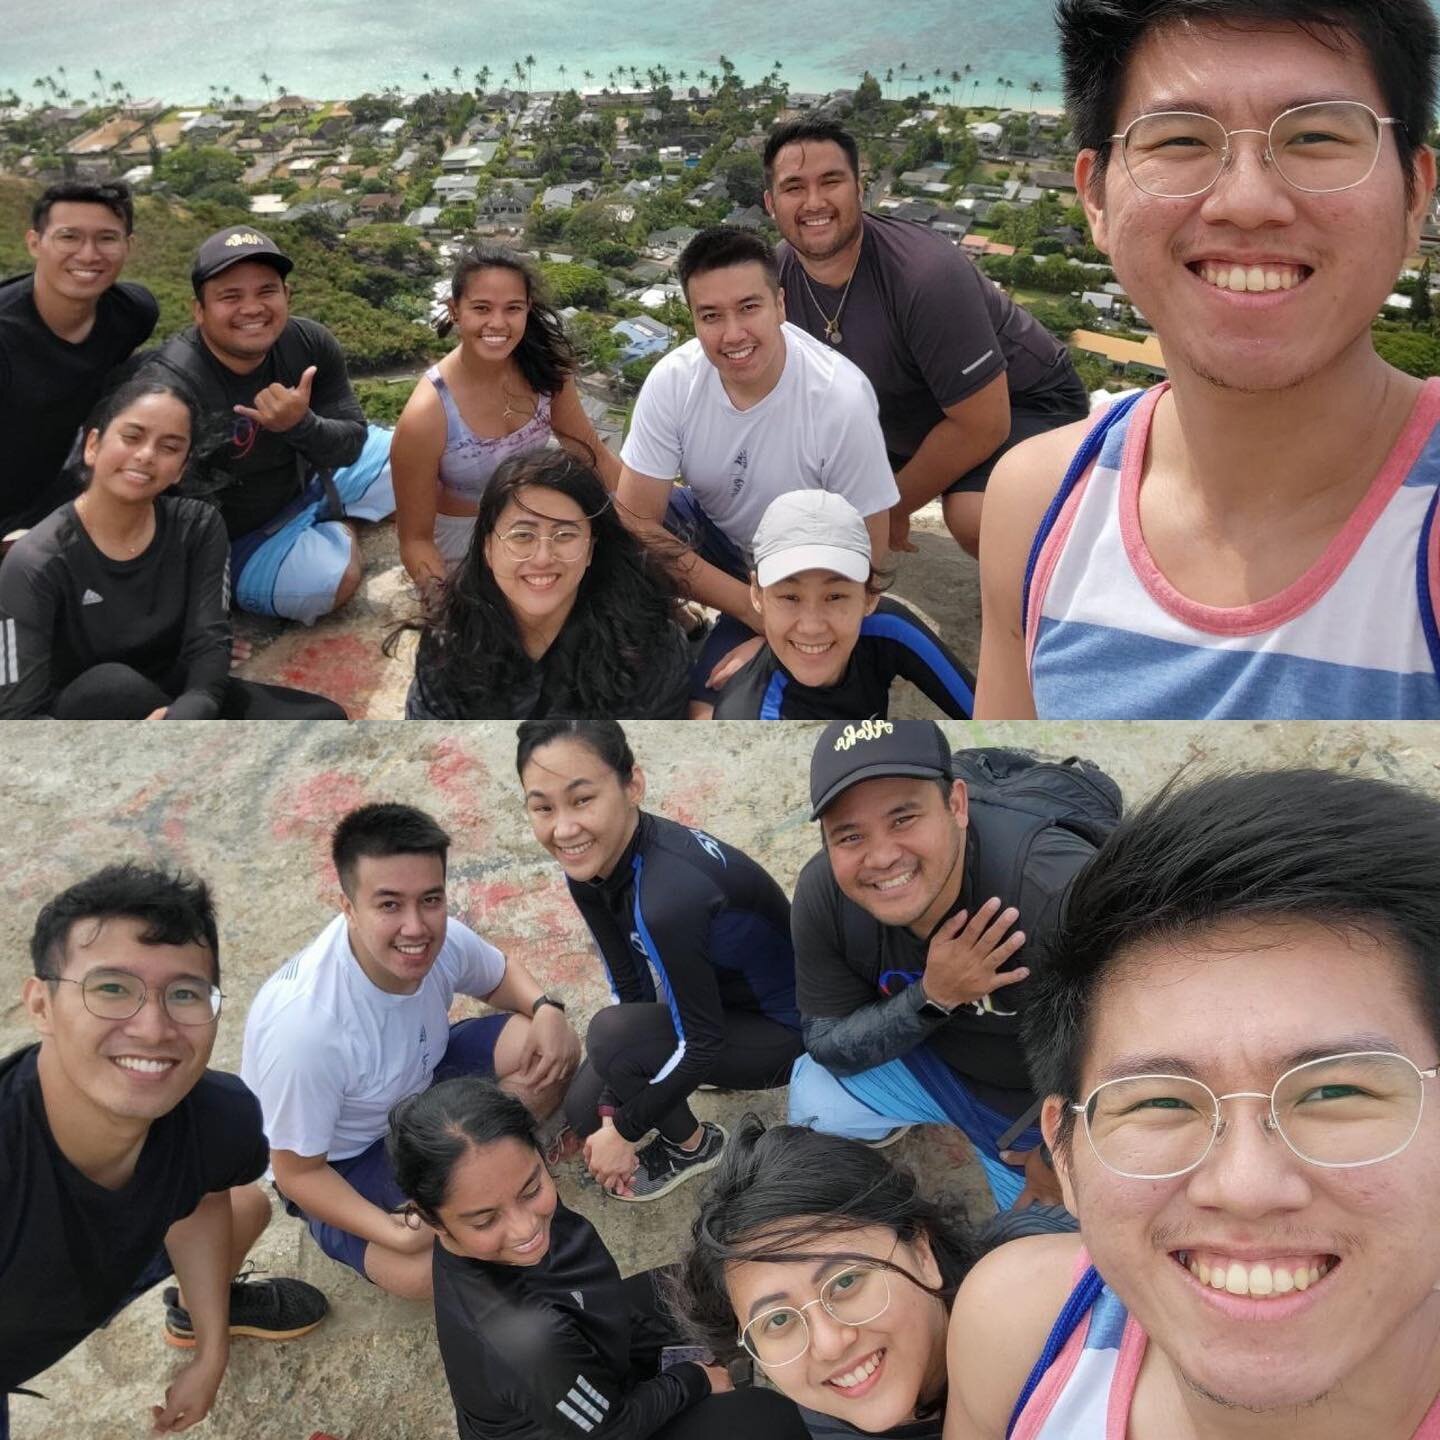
391;245;621;597
394;448;691;719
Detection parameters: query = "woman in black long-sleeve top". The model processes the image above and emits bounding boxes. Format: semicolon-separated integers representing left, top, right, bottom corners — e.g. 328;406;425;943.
387;1078;809;1440
0;375;344;719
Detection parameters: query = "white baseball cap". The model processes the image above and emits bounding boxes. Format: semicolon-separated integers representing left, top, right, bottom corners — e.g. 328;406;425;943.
752;490;872;587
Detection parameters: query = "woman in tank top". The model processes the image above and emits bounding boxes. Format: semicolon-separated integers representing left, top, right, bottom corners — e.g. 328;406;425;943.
391;246;620;598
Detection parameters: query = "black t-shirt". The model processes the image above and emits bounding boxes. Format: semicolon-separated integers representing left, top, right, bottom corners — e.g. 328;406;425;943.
147;318;366;538
800;1404;941;1439
408;613;692;721
0;275;159;532
777;214;1073;461
791;804;1095;1112
712;597;974;720
0;495;232;719
567;810;799;1141
432;1200;708;1438
0;1044;269;1394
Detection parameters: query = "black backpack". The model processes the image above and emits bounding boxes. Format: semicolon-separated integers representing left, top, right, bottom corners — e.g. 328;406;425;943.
952;747;1124;906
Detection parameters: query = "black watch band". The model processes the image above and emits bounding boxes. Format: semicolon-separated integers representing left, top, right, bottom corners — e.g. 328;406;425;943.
915;981;954;1021
531;993;566;1018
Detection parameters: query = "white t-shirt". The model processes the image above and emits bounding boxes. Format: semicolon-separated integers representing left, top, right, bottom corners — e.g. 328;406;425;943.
240;913;507;1161
620;321;900;554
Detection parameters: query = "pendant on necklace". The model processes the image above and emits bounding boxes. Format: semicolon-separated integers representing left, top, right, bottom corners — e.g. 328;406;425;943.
826;326;842;346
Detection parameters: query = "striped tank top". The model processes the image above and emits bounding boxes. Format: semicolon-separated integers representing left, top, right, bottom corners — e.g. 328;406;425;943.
427;365;554;504
1025;381;1440;718
1011;1261;1440;1440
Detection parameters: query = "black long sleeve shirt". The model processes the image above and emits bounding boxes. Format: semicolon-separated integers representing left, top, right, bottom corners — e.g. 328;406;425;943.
431;1201;708;1439
148;318;366;538
567;811;800;1141
0;495;231;718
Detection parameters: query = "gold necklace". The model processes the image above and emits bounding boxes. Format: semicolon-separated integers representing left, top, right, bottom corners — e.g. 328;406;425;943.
76;494;148;557
798;235;862;346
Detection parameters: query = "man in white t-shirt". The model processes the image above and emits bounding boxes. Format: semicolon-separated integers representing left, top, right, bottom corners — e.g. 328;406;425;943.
618;226;899;712
241;802;581;1300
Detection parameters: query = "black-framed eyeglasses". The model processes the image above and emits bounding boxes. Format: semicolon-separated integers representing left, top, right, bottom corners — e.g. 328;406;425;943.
48;969;223;1026
1110;100;1403;199
1071;1050;1439;1180
737;1262;893;1367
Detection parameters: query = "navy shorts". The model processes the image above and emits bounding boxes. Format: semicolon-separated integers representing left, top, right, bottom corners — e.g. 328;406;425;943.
663;487;756;704
939;374;1091;496
285;1014;512;1277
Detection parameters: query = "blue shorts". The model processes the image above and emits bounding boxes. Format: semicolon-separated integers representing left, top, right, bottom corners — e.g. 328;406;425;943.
663;487;755;704
232;424;396;623
287;1014;512;1277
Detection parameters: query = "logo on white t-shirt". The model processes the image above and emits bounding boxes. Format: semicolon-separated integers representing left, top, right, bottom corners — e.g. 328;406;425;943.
729;447;749;497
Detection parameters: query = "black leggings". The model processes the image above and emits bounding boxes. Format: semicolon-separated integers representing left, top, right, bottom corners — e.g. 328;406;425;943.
565;1002;803;1144
623;1269;810;1440
51;662;347;719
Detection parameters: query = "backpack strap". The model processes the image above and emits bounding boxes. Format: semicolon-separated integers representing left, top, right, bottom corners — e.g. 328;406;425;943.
1005;1265;1106;1439
1021;389;1146;638
1415;481;1440;683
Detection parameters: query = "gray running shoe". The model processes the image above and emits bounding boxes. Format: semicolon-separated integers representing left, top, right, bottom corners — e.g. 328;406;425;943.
616;1121;728;1202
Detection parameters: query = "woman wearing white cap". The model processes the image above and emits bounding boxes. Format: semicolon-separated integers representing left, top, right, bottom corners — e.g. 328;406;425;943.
710;491;974;719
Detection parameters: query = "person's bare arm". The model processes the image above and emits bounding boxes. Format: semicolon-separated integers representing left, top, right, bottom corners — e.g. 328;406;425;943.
271;1148;427;1253
943;1234;1083;1440
973;420;1090;720
154;1191;233;1432
552;377;622;490
616;464;760;628
894;372;1012;517
482;958;582;1088
389;380;449;595
863;508;891;572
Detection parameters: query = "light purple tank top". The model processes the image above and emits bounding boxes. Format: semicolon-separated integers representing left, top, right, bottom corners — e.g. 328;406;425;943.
427;365;554;503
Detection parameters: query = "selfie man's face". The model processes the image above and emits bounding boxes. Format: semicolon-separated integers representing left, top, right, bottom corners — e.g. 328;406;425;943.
340;852;448;995
22;916;217;1123
1079;20;1434;394
821;776;967;934
1046;916;1440;1414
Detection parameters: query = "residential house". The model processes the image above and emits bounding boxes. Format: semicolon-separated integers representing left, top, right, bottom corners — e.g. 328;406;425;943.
1070;329;1166;377
405;205;444;228
645;225;699;257
723;204;767;230
611;315;674;364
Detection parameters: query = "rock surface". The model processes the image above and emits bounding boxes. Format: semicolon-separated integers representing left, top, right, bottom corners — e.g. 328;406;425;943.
5;720;1438;1438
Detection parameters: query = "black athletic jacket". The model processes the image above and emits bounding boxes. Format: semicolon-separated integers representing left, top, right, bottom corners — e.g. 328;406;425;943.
0;495;230;718
567;811;800;1141
431;1201;708;1439
712;597;974;719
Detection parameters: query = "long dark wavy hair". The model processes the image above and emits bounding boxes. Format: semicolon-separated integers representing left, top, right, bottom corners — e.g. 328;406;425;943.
437;245;578;397
387;448;684;715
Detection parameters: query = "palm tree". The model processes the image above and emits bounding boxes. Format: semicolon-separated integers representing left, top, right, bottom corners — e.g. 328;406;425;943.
583;68;594;86
994;75;1006;108
1028;80;1043;111
524;54;536;91
421;70;432;89
558;62;568;91
451;66;462;92
259;70;273;100
898;60;909;96
513;60;526;91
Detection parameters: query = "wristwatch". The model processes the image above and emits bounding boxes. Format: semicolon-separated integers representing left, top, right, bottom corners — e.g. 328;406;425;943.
531;992;567;1018
915;981;955;1022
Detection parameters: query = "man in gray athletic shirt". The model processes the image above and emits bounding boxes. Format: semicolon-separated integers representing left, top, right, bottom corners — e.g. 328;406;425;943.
764;118;1089;556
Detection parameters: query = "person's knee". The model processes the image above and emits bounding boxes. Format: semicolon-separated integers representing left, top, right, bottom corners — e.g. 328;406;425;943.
230;1182;273;1247
943;491;983;558
499;1068;567;1122
583;1004;632;1074
329;527;364;611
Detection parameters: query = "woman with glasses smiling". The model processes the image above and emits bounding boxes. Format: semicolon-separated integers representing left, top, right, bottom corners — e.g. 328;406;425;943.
391;449;691;719
941;768;1440;1440
671;1119;1043;1439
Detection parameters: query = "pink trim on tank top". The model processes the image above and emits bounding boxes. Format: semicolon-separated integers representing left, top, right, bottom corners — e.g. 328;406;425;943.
1024;470;1094;674
1117;379;1440;637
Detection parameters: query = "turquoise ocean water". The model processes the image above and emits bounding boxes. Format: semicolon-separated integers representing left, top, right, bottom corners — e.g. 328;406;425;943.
2;0;1073;108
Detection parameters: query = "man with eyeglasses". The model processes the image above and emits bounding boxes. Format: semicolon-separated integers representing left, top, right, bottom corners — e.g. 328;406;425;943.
974;0;1440;722
943;768;1440;1440
0;181;158;545
1;864;327;1440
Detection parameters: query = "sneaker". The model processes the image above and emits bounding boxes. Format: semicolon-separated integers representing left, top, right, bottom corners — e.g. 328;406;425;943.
615;1121;728;1203
861;1125;914;1150
163;1265;329;1348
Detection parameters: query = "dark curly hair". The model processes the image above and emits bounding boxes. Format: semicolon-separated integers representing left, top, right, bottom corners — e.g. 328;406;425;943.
667;1118;977;1363
388;448;686;717
437;245;578;398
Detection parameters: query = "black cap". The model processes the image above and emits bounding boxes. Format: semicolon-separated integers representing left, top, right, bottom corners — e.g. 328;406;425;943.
809;720;953;819
191;226;294;293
